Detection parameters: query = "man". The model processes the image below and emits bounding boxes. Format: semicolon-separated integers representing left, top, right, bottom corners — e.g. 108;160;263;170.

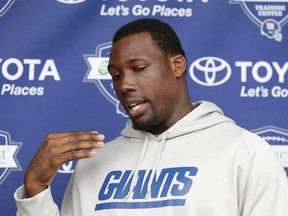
15;18;288;216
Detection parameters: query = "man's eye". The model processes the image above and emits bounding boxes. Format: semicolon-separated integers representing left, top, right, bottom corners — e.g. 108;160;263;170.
112;74;120;80
134;66;147;72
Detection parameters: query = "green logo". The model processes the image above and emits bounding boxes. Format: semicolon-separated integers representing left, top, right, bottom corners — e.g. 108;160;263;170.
98;59;109;76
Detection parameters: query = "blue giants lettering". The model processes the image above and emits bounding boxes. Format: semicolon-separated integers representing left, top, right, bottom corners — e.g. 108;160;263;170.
98;170;132;200
96;166;198;210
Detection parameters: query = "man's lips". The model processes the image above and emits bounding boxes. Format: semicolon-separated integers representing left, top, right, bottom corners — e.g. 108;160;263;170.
126;101;147;118
129;103;143;111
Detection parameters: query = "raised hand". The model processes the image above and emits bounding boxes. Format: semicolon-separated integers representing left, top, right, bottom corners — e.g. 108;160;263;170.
24;131;105;198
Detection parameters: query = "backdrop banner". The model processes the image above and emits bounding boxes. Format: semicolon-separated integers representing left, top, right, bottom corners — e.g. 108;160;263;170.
0;0;287;215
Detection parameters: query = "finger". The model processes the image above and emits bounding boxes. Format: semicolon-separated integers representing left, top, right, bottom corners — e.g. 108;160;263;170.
61;140;105;154
45;131;102;140
66;132;105;143
43;132;105;148
55;148;99;165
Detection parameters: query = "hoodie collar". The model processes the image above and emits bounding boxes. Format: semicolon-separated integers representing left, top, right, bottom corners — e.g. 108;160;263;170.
120;101;234;141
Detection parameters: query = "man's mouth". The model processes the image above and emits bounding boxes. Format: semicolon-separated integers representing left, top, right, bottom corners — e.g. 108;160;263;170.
129;103;143;111
127;102;146;117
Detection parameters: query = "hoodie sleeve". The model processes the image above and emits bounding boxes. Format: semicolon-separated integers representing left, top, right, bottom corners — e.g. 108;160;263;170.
14;185;60;216
239;130;288;216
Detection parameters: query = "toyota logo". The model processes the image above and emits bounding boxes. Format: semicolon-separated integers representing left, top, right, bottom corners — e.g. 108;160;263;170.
189;57;231;86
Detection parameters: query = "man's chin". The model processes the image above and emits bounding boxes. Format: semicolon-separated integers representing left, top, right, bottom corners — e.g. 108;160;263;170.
132;118;157;132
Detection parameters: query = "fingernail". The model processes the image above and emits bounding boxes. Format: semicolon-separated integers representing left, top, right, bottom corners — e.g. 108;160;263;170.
97;141;104;146
97;134;105;139
90;149;97;156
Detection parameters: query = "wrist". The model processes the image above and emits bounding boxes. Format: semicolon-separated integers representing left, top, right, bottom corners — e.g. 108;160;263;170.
24;176;48;198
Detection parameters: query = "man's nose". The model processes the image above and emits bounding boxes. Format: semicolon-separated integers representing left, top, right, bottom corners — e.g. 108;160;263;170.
119;73;137;94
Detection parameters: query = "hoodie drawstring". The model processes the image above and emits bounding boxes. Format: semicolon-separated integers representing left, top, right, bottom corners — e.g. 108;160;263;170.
124;133;169;200
124;135;149;200
145;133;168;199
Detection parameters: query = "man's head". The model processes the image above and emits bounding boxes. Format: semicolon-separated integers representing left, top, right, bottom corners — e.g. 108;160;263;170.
108;18;193;134
113;18;186;62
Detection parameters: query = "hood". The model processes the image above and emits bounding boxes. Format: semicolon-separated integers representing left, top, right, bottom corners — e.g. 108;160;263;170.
120;101;234;140
119;101;234;200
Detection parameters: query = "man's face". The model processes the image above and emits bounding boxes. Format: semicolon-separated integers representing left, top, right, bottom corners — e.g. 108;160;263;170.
108;32;183;134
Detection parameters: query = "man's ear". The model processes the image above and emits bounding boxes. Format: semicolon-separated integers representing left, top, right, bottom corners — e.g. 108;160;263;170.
171;54;186;77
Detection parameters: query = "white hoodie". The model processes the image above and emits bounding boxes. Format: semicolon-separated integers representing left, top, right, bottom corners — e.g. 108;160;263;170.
15;101;288;216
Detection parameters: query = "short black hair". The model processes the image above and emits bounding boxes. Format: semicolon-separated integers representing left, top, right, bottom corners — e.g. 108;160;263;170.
112;18;186;59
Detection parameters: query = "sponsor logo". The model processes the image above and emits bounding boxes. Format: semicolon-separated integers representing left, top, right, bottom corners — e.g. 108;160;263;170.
189;57;232;86
0;58;61;96
189;57;288;98
83;42;127;117
56;0;86;4
0;0;15;17
98;0;208;18
251;125;288;175
96;167;198;210
58;161;76;174
230;0;288;42
0;130;22;184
